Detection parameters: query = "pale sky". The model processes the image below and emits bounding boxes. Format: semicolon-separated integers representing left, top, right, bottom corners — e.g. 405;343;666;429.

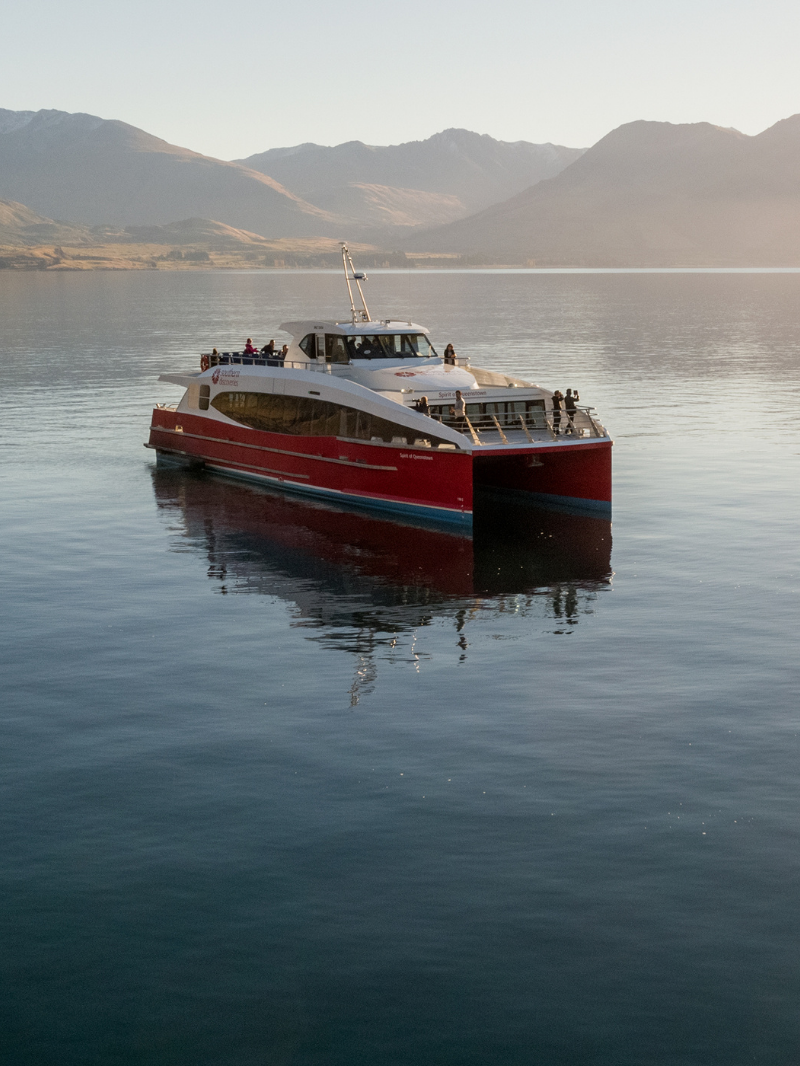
3;0;799;159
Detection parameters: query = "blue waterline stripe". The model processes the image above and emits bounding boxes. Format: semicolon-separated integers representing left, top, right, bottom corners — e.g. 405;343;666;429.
154;450;609;525
476;485;612;518
202;461;474;529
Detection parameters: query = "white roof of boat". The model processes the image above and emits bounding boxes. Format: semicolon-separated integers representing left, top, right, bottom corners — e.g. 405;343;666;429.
280;319;430;336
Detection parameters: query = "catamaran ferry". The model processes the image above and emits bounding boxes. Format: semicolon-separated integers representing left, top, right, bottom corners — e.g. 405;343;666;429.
146;246;612;529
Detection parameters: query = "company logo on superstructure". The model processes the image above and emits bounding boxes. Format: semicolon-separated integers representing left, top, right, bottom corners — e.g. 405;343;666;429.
213;368;241;387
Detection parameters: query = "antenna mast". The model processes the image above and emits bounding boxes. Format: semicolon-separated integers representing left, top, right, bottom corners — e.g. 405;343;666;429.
341;243;371;324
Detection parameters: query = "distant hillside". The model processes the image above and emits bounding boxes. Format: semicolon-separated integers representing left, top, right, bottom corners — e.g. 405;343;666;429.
411;117;800;265
0;201;319;252
0;208;385;270
306;183;467;232
237;129;584;216
120;217;276;247
0;198;92;245
0;109;339;239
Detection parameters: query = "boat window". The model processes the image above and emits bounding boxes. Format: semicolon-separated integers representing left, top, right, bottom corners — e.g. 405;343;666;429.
199;384;210;411
346;333;437;360
211;391;455;448
325;335;350;364
299;334;316;358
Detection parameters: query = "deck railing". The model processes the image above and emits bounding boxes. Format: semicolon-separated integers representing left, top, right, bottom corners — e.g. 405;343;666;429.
431;406;605;442
202;352;470;373
204;352;331;372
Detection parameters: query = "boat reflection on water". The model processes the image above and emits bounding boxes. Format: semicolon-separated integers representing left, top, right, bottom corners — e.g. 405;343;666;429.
151;471;612;704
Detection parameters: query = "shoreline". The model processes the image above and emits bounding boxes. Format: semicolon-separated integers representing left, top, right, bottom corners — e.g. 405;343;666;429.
3;247;800;274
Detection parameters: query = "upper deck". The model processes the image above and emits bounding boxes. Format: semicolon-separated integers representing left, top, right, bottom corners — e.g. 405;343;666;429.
191;244;608;450
198;350;608;447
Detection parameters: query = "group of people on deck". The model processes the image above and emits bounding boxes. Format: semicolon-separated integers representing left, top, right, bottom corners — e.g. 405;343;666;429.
411;391;469;434
551;389;580;433
413;387;581;435
411;340;582;435
412;390;466;426
242;338;289;363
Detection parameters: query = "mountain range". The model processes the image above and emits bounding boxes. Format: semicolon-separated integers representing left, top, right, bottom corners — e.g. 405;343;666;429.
237;131;583;220
412;117;800;265
0;109;338;238
0;110;580;241
3;108;800;265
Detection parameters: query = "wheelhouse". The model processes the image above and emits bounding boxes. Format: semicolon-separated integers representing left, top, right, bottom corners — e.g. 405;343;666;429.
284;319;438;366
294;331;436;363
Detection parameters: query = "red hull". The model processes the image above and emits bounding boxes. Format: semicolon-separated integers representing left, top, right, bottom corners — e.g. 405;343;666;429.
148;408;474;526
474;443;612;514
147;409;612;525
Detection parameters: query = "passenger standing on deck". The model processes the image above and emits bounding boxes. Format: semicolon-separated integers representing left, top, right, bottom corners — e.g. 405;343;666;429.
414;396;430;416
260;339;275;356
278;344;289;364
565;388;579;431
443;343;456;366
552;390;564;434
451;390;467;431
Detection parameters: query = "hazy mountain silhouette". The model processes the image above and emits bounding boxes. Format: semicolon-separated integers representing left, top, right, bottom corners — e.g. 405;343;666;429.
0;113;581;239
237;129;584;215
7;110;800;264
0;109;340;238
411;117;800;264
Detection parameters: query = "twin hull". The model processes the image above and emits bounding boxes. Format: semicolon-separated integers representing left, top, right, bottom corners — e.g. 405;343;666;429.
148;407;612;529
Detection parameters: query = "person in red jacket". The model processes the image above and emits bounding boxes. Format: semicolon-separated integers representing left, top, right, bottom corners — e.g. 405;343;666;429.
243;338;258;355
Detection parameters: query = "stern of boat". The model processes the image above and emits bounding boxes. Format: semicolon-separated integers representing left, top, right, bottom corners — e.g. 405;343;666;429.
473;440;612;518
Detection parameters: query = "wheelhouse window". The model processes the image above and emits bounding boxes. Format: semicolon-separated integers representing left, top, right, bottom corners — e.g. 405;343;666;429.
298;334;317;358
325;335;350;364
211;391;456;448
345;333;437;360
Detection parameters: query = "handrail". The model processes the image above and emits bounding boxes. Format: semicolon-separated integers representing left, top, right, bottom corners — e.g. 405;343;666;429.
432;405;605;444
490;413;509;444
463;415;481;446
204;352;464;372
205;352;330;373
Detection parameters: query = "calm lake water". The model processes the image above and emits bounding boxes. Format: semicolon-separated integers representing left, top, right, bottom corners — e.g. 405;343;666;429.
2;269;800;1065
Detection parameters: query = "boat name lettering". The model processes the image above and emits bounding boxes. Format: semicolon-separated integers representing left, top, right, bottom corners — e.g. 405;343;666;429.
216;369;241;386
399;452;433;460
436;390;486;398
